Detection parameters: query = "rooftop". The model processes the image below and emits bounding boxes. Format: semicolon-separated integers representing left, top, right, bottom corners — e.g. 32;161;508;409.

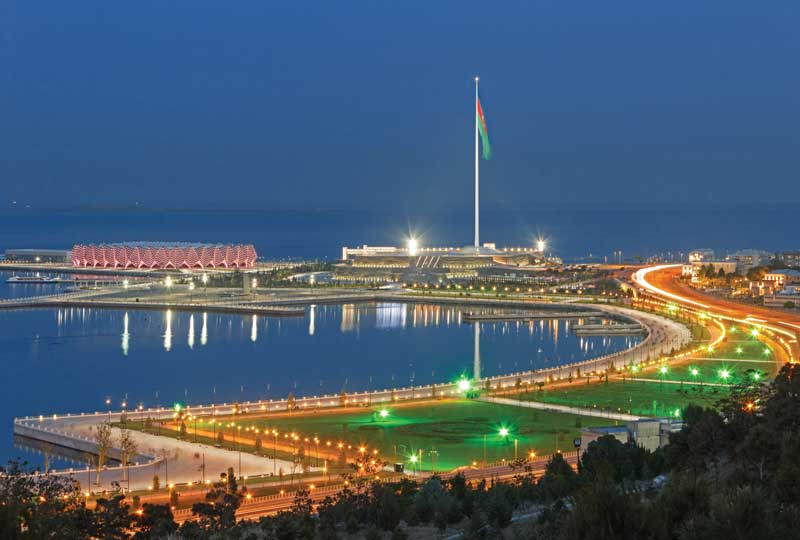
75;242;248;248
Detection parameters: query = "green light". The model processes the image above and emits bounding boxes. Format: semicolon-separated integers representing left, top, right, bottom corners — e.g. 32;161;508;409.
631;365;639;373
409;455;418;463
659;366;668;375
763;348;771;356
753;372;761;381
690;368;699;377
673;409;681;418
499;427;509;437
736;347;743;354
719;369;730;380
667;304;677;312
751;328;759;337
379;409;389;418
174;403;182;412
457;378;471;392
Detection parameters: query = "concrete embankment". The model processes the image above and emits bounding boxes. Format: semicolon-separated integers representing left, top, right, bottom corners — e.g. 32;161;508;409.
573;323;645;336
462;311;601;322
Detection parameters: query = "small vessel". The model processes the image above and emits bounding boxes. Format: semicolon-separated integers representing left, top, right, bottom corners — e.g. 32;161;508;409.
6;275;62;284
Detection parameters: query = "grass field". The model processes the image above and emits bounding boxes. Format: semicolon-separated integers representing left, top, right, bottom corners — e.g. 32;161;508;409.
206;400;613;471
518;335;779;417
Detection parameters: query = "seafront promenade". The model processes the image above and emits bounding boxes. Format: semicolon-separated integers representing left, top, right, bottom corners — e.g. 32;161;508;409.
12;300;691;492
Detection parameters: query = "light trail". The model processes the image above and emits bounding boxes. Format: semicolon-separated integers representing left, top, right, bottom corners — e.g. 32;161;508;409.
632;265;796;362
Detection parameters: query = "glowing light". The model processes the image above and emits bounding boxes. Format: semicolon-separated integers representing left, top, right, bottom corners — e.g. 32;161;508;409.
409;455;418;463
407;237;419;256
751;328;759;337
719;369;730;380
165;276;172;288
659;366;668;375
690;368;699;377
536;239;546;252
736;347;743;354
457;378;471;392
379;409;389;419
499;427;509;437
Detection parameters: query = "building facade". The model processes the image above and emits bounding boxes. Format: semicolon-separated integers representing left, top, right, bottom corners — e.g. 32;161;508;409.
71;242;257;269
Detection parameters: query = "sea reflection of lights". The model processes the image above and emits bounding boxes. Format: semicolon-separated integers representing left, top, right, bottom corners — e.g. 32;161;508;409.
251;314;258;343
187;314;195;349
200;312;208;346
163;310;173;352
309;305;316;336
121;312;130;356
375;303;407;329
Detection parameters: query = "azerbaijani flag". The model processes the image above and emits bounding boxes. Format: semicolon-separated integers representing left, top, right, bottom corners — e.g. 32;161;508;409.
477;97;492;160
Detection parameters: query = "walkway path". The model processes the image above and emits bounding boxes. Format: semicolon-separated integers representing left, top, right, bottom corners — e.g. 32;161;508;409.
479;396;641;422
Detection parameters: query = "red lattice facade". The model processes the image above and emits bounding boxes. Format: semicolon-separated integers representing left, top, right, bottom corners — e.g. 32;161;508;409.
71;244;257;269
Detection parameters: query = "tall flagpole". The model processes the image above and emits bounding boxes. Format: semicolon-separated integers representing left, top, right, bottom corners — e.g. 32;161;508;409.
474;76;480;249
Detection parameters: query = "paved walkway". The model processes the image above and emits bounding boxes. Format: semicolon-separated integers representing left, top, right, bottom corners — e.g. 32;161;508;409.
479;396;641;422
26;413;297;492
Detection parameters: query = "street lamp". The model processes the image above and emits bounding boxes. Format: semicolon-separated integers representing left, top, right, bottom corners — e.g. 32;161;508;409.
719;369;730;381
457;378;471;392
378;409;389;419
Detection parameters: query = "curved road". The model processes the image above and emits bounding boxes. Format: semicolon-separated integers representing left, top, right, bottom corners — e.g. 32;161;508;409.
632;265;798;362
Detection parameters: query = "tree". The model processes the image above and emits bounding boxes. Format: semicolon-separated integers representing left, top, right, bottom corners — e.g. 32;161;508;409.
93;495;133;540
0;460;91;540
484;483;515;528
118;428;138;482
537;452;580;501
94;423;113;486
133;503;177;540
784;301;796;309
191;483;240;532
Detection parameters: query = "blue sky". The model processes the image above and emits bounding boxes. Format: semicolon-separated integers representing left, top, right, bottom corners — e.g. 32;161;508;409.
1;1;798;208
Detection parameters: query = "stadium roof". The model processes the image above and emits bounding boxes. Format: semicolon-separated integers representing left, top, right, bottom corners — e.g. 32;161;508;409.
82;242;247;248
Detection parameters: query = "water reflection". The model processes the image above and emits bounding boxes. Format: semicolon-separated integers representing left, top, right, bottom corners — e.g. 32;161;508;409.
474;322;481;380
188;314;195;349
309;305;316;336
163;310;173;351
201;312;208;346
250;314;258;343
121;312;130;356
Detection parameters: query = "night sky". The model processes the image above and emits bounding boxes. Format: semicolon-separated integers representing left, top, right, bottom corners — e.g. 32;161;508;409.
1;1;798;208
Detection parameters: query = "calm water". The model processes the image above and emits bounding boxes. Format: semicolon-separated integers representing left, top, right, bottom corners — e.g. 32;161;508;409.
0;274;640;467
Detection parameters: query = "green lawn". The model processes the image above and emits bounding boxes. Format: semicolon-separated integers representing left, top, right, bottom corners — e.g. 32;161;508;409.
521;380;726;417
518;335;779;417
211;400;614;471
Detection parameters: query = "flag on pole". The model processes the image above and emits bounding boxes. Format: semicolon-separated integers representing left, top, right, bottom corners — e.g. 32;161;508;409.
477;97;492;160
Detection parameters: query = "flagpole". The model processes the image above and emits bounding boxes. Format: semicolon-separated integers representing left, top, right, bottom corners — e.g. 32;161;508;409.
474;76;480;249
